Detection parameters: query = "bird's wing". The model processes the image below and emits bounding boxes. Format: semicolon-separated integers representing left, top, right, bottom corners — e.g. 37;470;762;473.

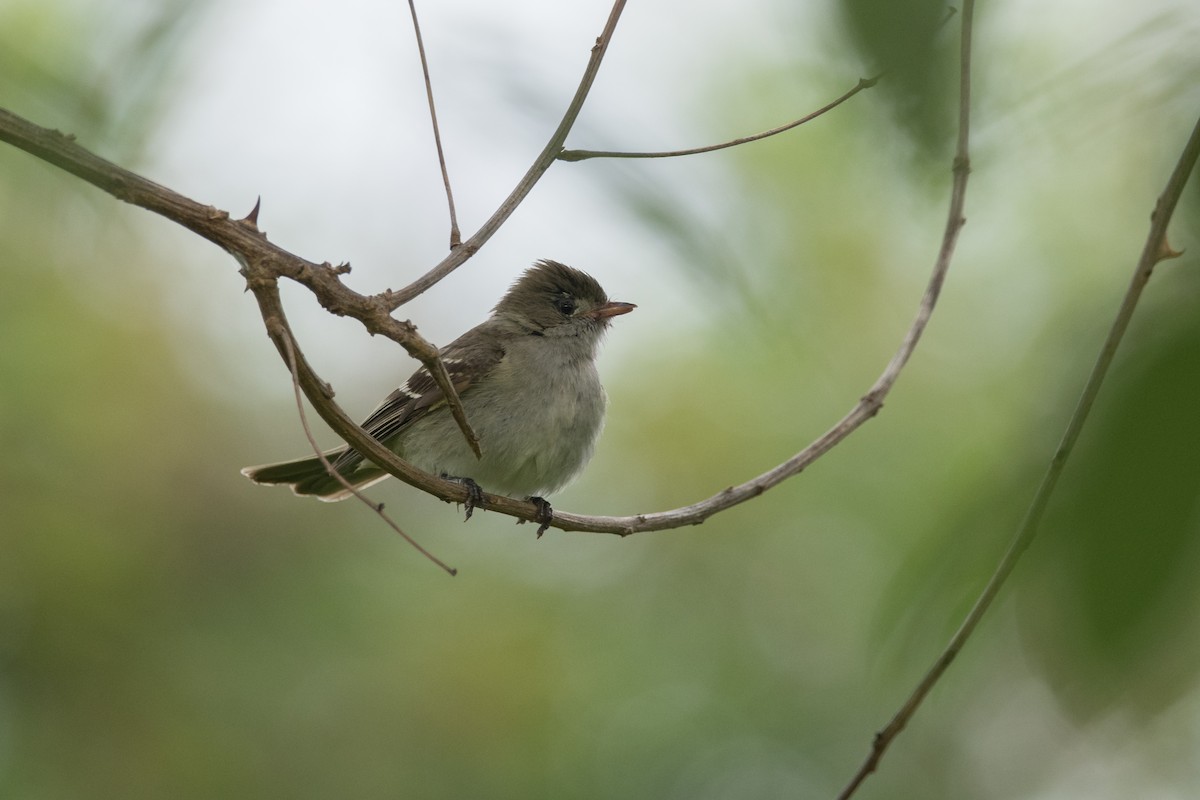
356;327;507;446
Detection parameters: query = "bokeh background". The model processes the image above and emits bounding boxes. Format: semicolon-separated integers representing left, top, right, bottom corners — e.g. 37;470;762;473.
3;0;1200;797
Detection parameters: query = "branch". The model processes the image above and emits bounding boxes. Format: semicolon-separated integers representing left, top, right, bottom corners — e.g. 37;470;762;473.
0;0;965;539
240;259;505;514
0;107;483;461
837;35;1200;800
0;0;968;537
379;0;629;309
407;0;460;249
280;329;457;576
558;75;879;162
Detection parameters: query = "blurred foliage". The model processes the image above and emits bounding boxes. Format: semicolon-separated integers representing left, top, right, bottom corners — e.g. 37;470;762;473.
1022;292;1200;720
835;0;954;157
0;0;207;161
3;2;1200;800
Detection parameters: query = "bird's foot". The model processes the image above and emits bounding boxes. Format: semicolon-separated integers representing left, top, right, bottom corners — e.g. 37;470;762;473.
529;496;553;538
447;476;486;521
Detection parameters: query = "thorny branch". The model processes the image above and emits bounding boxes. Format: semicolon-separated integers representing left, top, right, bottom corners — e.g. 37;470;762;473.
0;0;956;542
4;4;1197;796
837;13;1200;800
0;106;485;461
837;111;1200;800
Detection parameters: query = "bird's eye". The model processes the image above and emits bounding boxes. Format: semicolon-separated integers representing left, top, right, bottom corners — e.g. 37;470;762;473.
556;296;577;315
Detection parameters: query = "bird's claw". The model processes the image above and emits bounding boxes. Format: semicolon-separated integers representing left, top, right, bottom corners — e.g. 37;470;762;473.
530;496;553;538
514;496;553;536
450;476;486;521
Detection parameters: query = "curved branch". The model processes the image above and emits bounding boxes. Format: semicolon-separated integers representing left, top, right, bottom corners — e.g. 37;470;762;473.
836;0;978;789
0;2;970;538
558;75;879;162
837;109;1200;800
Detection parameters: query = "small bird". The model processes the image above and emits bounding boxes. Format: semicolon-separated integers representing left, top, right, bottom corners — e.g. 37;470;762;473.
242;260;634;527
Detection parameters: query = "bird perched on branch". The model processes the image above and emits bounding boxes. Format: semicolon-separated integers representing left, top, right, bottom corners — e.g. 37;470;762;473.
242;259;635;531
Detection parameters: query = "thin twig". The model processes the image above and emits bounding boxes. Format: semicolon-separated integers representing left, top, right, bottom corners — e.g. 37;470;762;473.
281;328;457;576
381;0;629;309
558;76;879;162
407;0;460;248
421;351;482;458
836;58;1200;800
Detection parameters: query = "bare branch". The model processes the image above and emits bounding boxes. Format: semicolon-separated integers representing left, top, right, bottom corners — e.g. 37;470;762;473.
837;108;1200;800
558;75;879;162
280;329;457;576
240;260;493;512
407;0;461;249
380;0;629;309
0;107;483;460
835;0;977;791
0;0;961;539
0;0;964;538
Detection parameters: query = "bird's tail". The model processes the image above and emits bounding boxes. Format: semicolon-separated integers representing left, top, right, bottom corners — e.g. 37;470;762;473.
241;448;389;501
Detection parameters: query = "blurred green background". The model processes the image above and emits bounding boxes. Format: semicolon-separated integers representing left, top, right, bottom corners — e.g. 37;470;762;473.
3;1;1200;798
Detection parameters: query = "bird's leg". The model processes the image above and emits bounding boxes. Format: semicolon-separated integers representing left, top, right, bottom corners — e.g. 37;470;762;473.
445;475;486;521
529;496;553;538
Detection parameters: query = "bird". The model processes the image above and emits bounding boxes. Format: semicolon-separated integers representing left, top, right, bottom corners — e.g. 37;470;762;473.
242;259;634;530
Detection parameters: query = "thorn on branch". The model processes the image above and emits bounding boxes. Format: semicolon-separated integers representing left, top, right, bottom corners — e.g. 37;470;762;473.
1156;235;1183;262
241;196;262;226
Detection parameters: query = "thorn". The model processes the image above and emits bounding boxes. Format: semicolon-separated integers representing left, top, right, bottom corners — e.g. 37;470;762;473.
1157;235;1184;262
242;196;262;226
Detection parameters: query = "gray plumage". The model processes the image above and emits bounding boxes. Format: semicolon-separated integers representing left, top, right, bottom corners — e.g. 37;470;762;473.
242;260;634;501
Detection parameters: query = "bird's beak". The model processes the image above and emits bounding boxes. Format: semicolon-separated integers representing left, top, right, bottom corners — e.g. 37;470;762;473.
587;301;636;321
